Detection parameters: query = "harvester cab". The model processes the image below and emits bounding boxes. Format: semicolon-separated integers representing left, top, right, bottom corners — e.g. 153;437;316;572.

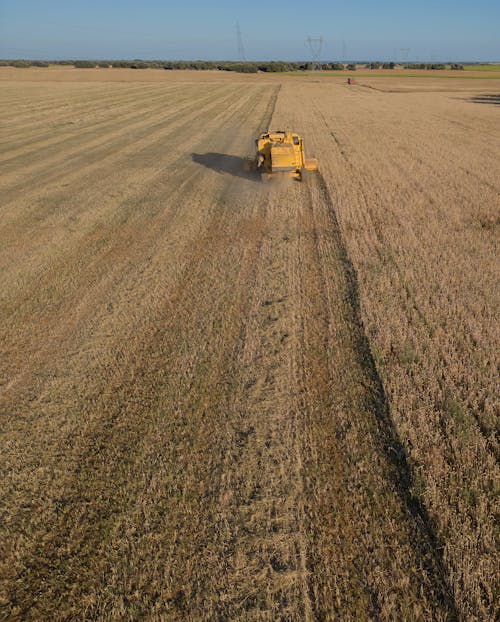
252;130;318;181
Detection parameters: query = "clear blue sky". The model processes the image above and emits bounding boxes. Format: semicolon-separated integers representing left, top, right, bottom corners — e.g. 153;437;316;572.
1;0;499;61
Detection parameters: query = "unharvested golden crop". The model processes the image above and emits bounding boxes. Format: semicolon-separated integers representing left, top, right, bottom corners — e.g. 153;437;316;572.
0;68;498;620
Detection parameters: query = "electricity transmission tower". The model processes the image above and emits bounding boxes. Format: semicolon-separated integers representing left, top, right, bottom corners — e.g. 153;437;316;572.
236;22;246;62
306;36;324;73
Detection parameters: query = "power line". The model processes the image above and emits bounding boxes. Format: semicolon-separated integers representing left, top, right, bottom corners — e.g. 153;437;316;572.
236;22;246;62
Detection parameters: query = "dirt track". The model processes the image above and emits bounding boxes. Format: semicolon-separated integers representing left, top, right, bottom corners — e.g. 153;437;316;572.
1;69;498;620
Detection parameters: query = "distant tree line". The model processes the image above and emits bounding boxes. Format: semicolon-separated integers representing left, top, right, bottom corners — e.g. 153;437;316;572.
0;59;50;67
163;61;314;73
0;59;349;73
404;63;464;70
0;59;466;73
366;62;396;69
0;59;335;71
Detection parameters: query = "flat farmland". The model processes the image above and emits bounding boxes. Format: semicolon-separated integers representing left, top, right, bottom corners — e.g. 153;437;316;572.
0;69;498;621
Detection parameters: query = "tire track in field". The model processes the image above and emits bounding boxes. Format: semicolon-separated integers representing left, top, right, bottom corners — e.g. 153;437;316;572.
201;183;314;620
300;171;459;618
267;86;448;616
257;72;460;610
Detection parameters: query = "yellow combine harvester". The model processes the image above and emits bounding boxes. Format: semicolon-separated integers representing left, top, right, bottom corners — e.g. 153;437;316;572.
248;130;318;181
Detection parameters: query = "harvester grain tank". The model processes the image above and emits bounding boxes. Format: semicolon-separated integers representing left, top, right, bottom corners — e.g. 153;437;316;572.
249;130;318;181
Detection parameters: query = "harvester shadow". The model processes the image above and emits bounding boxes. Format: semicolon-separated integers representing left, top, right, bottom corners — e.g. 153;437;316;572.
191;153;260;182
469;93;500;106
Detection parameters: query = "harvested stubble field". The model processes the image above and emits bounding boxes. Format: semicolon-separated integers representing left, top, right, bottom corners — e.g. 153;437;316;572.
0;68;498;621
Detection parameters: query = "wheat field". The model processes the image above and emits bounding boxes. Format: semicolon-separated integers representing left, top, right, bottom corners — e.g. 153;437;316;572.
0;68;498;621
